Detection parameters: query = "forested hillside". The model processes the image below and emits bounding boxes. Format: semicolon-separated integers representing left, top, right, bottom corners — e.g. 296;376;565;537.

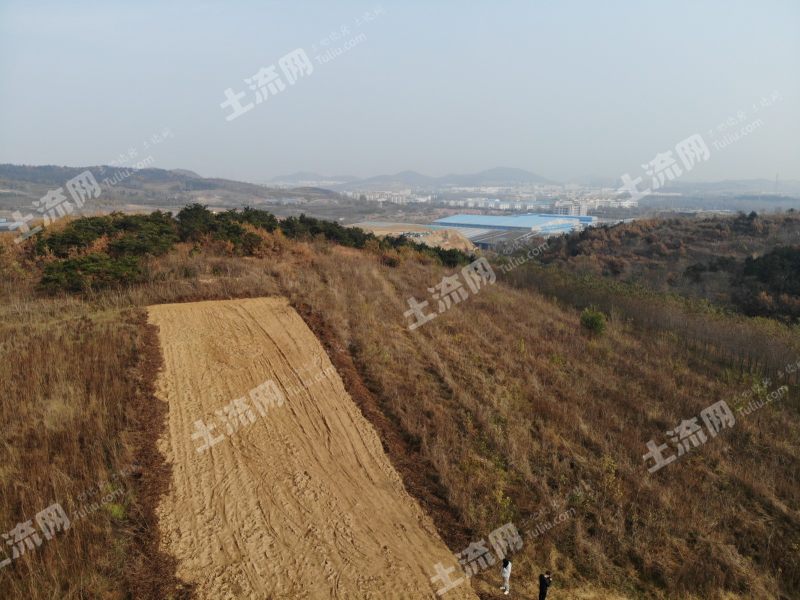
527;212;800;322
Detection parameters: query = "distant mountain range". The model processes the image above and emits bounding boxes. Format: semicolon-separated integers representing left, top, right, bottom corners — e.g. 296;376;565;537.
267;169;800;196
662;179;800;196
270;171;359;185
3;165;796;218
0;164;340;213
270;167;555;190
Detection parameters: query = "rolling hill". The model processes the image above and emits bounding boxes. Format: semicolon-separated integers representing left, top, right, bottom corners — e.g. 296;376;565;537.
0;207;798;599
0;164;341;214
268;167;556;191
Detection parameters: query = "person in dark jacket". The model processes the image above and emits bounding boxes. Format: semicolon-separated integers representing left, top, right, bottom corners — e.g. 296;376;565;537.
538;571;552;599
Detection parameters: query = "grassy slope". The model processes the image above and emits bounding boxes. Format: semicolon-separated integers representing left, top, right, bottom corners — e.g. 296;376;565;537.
0;229;798;599
274;245;800;599
0;298;186;599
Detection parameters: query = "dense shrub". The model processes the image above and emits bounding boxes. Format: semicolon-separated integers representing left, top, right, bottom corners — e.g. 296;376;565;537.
34;205;473;292
174;205;472;264
741;245;800;296
35;215;117;257
36;212;177;258
176;203;216;242
733;245;800;321
381;234;469;267
580;307;607;335
280;214;372;248
39;253;144;293
176;205;268;255
227;206;279;232
107;213;178;257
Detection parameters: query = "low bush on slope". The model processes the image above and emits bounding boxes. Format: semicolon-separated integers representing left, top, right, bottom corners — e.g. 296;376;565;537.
28;205;470;293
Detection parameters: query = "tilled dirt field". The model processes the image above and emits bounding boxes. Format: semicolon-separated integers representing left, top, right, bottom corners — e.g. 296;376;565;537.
148;298;476;599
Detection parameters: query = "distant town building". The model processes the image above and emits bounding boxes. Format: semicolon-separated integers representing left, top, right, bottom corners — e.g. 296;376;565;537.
552;200;588;216
0;218;23;232
432;213;596;249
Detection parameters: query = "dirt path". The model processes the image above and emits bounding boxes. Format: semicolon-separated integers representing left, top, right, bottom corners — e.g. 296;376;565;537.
148;298;476;599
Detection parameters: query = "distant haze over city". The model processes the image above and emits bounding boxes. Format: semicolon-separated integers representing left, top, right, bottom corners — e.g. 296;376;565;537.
1;1;799;183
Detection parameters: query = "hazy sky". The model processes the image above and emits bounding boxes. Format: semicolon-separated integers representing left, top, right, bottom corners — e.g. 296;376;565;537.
1;0;798;183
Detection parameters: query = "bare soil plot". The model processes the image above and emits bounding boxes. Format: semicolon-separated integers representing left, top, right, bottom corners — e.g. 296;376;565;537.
148;297;476;599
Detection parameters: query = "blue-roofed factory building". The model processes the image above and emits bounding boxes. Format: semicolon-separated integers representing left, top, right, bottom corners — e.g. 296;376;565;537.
0;218;24;232
431;213;596;249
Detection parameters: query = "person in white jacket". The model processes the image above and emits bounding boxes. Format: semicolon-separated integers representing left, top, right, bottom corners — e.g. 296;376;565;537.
500;558;512;594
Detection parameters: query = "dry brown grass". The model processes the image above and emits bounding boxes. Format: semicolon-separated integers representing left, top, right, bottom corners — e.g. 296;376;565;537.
270;247;799;599
0;236;190;598
0;301;188;598
0;230;798;599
